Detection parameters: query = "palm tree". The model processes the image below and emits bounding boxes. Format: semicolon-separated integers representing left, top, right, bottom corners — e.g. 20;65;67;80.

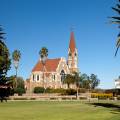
12;50;21;87
63;74;74;88
110;0;120;56
39;47;48;63
39;47;48;91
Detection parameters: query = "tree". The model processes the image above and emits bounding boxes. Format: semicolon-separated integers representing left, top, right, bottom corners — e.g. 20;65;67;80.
0;26;11;102
12;50;21;87
110;0;120;56
14;77;25;96
63;74;74;88
89;74;100;89
79;73;90;89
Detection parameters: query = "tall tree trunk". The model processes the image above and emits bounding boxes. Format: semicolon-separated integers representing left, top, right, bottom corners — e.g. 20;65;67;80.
15;68;17;88
76;87;79;100
43;65;46;93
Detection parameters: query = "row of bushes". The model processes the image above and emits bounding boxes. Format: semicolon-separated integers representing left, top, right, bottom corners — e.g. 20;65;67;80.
34;87;77;95
91;93;113;99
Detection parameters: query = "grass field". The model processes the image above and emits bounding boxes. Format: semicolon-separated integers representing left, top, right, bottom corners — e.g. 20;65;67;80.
0;101;120;120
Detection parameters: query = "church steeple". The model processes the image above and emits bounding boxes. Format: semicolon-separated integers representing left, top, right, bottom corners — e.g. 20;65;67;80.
68;31;78;73
69;32;76;53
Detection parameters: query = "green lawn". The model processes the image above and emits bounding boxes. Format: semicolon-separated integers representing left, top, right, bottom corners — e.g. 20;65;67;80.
0;101;120;120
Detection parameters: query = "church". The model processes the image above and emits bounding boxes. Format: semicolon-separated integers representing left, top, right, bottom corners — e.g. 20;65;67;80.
25;31;79;92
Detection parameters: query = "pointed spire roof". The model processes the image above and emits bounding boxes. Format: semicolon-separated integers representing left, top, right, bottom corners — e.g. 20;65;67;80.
69;31;76;53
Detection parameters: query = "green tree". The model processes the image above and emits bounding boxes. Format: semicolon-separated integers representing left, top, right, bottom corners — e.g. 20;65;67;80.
79;73;89;89
14;77;25;96
110;0;120;56
89;74;100;89
63;74;74;88
0;27;11;80
0;26;11;102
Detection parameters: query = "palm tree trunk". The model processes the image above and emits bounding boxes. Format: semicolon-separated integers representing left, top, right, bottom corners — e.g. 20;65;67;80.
76;87;79;100
15;68;17;88
43;65;45;93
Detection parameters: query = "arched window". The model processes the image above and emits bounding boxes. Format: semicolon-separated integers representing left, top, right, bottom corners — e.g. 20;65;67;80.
75;52;77;56
52;74;56;81
37;75;39;81
69;52;72;56
60;70;66;82
33;74;35;81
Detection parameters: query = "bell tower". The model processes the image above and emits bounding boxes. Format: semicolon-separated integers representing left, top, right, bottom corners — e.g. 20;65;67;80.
68;31;78;73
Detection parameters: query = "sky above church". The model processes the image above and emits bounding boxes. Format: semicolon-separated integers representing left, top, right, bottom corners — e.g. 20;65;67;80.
0;0;119;89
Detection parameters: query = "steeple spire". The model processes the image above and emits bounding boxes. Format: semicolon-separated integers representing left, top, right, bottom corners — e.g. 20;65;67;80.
68;31;78;73
69;31;76;53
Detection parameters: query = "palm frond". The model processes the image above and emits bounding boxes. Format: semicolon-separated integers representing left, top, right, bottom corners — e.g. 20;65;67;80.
112;7;120;14
111;17;120;20
115;47;119;57
117;4;120;9
110;21;120;24
115;36;120;56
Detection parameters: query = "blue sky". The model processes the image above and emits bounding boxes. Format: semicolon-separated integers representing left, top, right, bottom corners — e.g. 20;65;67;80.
0;0;119;89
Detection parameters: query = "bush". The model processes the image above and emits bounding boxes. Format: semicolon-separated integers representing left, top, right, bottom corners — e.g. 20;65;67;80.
14;88;25;96
91;93;113;99
34;87;44;93
53;88;65;93
45;88;65;94
64;89;76;95
78;88;86;93
117;96;120;100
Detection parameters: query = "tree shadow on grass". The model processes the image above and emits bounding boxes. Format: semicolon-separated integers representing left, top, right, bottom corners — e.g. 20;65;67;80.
88;102;120;113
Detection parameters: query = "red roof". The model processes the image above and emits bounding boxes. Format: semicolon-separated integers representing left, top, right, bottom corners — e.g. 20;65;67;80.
69;31;76;53
32;58;61;72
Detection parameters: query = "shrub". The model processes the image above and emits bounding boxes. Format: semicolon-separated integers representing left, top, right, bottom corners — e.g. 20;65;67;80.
117;96;120;100
45;88;65;94
91;93;113;99
14;88;25;96
34;87;44;93
54;88;65;93
64;89;76;95
78;88;86;93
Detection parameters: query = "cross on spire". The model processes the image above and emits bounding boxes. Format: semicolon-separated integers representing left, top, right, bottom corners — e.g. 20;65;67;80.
70;25;75;32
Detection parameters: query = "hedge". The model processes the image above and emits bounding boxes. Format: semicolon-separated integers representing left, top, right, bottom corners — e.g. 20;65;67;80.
91;93;113;99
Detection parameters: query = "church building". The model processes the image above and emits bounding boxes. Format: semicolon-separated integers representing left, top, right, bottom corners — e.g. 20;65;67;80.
25;31;79;92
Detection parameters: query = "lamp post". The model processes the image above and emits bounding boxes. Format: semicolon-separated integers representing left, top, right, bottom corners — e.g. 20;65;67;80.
41;56;47;93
